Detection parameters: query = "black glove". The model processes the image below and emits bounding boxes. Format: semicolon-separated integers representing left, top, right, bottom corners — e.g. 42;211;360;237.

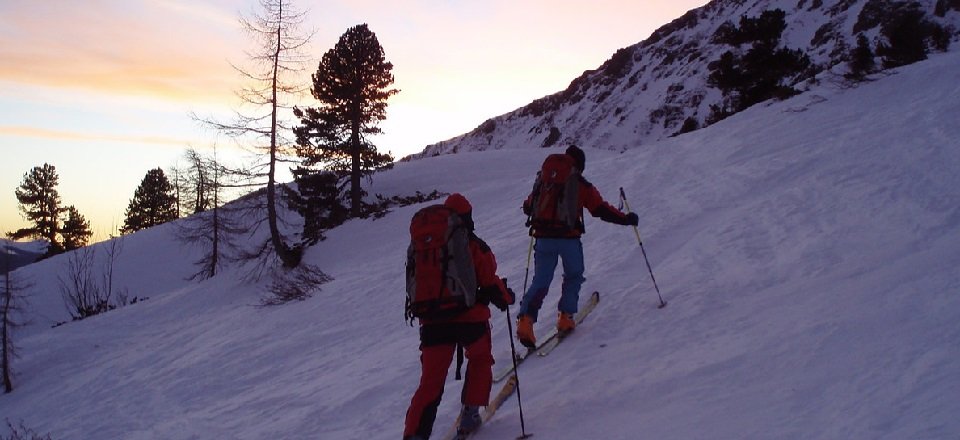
477;285;495;306
490;287;513;311
502;277;515;305
625;212;639;226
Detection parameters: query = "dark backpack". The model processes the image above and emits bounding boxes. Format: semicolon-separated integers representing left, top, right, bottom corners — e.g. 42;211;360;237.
405;204;477;322
527;153;581;235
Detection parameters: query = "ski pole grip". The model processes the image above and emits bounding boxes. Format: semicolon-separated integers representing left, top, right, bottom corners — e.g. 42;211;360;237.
619;187;633;212
619;187;643;245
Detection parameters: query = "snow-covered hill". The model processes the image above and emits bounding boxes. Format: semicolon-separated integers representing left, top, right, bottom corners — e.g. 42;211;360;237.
1;44;958;438
410;0;960;159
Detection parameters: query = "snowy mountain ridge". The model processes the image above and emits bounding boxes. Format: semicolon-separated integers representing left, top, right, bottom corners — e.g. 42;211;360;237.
409;0;960;159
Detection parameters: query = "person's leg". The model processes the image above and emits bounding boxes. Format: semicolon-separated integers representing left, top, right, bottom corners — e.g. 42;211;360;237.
557;239;585;316
404;343;456;439
459;325;493;433
461;326;493;406
518;238;560;322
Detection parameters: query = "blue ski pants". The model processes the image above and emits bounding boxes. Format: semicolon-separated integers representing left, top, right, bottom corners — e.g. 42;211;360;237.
518;237;585;321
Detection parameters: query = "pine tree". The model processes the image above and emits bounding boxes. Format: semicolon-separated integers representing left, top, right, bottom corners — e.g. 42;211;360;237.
8;164;63;255
285;168;348;245
294;23;398;217
877;8;931;68
60;206;92;251
707;9;812;122
122;168;178;234
846;34;876;81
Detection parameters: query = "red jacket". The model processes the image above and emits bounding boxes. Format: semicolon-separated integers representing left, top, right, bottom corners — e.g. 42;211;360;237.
419;234;513;325
524;176;632;238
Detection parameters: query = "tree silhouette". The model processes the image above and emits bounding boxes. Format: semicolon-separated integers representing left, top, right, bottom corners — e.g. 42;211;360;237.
294;23;398;217
8;164;63;255
2;244;33;393
60;206;92;251
195;0;312;268
846;33;876;81
172;148;217;216
707;9;812;123
876;8;939;68
175;149;246;280
122;168;178;234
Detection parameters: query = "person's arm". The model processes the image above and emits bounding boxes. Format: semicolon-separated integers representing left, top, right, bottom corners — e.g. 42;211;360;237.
470;236;515;309
581;181;638;226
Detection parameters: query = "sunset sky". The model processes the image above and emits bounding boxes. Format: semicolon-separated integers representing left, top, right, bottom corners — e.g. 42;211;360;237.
0;0;707;241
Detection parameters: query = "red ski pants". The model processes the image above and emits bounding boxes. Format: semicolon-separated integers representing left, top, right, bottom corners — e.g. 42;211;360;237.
403;323;493;438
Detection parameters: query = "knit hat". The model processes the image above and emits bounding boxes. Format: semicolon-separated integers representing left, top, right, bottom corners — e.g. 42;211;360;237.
444;193;472;215
566;145;585;171
444;193;474;230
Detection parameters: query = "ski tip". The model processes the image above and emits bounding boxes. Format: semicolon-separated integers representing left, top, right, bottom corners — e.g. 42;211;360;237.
657;301;667;309
517;434;534;439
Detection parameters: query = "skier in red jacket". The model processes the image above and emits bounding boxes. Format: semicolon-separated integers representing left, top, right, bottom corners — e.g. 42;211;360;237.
516;145;638;347
403;193;515;440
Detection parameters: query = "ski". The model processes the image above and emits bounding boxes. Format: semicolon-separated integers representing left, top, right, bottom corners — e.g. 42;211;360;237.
492;343;543;383
536;291;600;357
492;291;600;381
441;374;520;440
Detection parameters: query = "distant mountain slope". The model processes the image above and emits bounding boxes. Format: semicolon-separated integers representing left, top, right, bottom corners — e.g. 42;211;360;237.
409;0;959;159
0;239;45;271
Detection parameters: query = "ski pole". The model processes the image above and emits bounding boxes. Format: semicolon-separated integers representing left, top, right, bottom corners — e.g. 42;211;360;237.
619;187;667;309
514;236;535;437
504;227;535;437
521;236;534;295
503;277;533;439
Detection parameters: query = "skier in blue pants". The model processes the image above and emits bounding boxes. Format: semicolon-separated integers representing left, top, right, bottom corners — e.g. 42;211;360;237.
515;145;637;347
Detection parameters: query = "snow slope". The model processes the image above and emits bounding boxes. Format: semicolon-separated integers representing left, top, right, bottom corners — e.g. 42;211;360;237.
1;50;959;439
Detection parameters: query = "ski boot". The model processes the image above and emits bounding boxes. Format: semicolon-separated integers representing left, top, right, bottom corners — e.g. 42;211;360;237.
516;315;536;348
457;405;482;435
557;312;575;333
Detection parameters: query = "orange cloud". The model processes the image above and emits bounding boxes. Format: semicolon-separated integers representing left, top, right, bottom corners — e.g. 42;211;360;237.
0;0;243;105
0;125;190;147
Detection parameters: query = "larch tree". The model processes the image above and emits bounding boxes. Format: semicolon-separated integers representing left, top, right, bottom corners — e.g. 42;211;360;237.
171;148;217;217
294;23;398;218
175;148;246;280
197;0;312;268
2;245;32;393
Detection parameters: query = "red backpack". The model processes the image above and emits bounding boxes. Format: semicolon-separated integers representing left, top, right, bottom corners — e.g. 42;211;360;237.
527;153;581;235
405;205;477;322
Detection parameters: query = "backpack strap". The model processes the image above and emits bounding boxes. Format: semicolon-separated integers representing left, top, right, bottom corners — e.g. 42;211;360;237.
455;342;465;381
404;295;415;326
